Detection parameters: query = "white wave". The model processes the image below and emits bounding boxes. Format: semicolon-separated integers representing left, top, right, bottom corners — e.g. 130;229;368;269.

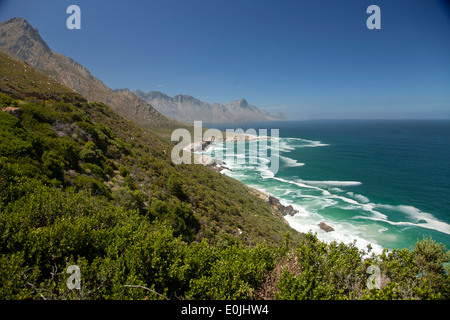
273;178;362;209
298;180;363;187
255;163;275;179
347;192;370;204
375;204;450;235
280;155;305;167
361;203;388;220
277;141;295;152
285;214;384;255
378;227;389;234
284;137;329;146
273;177;324;191
273;138;330;153
328;194;361;205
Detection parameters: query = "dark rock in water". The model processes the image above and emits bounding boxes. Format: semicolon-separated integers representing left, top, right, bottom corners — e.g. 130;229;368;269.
201;140;213;151
318;221;334;232
269;196;298;216
283;205;297;216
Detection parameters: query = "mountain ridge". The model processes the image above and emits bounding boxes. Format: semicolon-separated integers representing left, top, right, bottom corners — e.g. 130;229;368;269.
133;90;285;123
0;17;176;128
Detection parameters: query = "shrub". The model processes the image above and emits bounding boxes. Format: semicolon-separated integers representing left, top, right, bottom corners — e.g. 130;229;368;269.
58;138;80;168
0;112;32;157
20;103;54;124
72;174;110;198
42;150;65;181
119;166;129;178
113;186;146;213
0;92;18;107
79;148;98;163
82;163;105;179
167;174;186;200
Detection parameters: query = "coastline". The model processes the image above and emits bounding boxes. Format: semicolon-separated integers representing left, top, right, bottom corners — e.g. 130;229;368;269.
188;137;338;237
196;120;450;254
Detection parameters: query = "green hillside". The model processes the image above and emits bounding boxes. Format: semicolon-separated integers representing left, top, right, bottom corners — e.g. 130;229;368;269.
0;52;84;102
1;51;449;300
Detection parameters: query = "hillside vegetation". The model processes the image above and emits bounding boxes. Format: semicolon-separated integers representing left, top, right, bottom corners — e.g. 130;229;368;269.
1;51;450;300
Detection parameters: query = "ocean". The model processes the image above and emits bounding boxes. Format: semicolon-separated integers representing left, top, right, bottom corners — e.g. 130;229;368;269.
203;120;450;254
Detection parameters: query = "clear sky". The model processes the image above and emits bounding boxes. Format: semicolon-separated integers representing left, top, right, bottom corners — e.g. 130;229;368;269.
1;0;449;119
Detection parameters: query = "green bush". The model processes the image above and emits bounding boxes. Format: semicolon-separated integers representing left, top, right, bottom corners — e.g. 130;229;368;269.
167;174;186;200
42;150;65;181
20;103;55;124
58;138;80;168
82;163;105;179
0;112;32;157
79;148;98;163
0;92;18;107
113;186;146;213
72;174;110;198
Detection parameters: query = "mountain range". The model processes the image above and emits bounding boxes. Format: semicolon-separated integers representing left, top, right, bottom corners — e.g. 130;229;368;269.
0;17;173;127
133;90;285;123
0;17;284;126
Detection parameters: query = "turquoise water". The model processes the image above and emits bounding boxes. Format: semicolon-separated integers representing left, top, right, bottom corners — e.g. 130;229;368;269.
203;120;450;253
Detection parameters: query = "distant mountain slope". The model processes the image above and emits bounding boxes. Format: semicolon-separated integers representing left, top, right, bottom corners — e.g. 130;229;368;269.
0;17;175;127
0;51;84;102
134;90;285;122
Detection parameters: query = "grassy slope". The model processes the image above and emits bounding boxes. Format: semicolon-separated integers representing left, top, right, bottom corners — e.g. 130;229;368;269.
0;50;300;247
0;52;84;102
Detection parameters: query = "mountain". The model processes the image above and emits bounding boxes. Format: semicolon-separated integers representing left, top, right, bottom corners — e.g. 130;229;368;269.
134;90;285;122
0;17;174;127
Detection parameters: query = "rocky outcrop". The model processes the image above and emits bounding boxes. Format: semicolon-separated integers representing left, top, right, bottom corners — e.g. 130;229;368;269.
268;196;298;216
318;222;334;232
0;106;21;117
133;90;285;123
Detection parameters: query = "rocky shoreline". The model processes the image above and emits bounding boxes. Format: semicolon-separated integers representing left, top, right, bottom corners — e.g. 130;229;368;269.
187;135;336;233
245;185;335;233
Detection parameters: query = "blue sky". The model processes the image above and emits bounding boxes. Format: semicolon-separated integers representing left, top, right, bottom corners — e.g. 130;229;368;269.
1;0;449;119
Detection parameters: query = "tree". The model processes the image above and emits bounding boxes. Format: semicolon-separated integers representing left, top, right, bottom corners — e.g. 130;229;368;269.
414;236;450;276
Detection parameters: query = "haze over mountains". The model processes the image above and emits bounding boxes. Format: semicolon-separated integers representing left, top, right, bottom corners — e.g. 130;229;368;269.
133;90;285;123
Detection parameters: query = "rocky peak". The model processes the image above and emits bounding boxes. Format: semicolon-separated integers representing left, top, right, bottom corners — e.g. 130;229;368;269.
140;91;172;101
173;94;201;104
113;88;130;93
0;17;52;66
237;98;248;106
227;98;251;110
